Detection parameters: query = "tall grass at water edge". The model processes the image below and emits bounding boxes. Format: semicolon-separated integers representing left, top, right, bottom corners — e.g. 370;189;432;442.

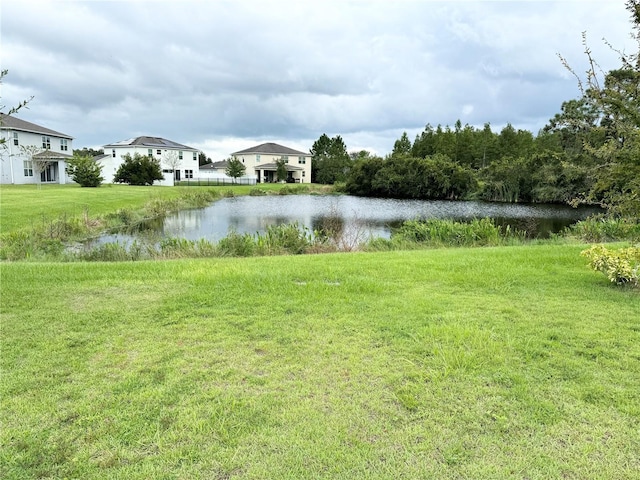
66;218;526;262
562;215;640;242
368;218;526;250
0;188;221;260
2;183;638;261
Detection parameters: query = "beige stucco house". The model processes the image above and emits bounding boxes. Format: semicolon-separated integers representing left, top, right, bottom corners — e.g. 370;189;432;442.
231;142;312;183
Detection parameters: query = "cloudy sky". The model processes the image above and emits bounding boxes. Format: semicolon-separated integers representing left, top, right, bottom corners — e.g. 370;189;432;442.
1;1;634;160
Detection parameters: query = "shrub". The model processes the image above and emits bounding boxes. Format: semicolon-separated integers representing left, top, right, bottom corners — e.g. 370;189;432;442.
65;154;104;187
581;245;640;286
113;153;163;185
278;186;295;195
332;182;347;193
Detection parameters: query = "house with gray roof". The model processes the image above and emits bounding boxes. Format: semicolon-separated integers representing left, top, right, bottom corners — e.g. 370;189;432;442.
101;136;200;185
0;113;74;184
230;142;311;183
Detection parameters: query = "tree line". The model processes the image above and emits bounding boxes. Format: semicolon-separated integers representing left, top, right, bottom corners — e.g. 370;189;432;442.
312;1;639;218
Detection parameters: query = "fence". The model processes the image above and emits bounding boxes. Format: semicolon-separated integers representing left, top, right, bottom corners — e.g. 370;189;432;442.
175;177;257;187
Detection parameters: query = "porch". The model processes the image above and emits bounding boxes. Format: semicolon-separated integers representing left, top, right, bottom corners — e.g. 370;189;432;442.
255;163;304;183
32;150;73;184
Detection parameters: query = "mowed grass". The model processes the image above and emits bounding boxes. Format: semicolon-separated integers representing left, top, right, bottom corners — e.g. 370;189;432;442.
2;246;639;478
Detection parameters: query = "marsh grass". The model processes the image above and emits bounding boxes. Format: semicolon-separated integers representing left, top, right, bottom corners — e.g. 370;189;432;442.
1;246;639;478
67;217;529;262
0;183;323;235
0;187;220;260
368;218;526;251
563;215;640;242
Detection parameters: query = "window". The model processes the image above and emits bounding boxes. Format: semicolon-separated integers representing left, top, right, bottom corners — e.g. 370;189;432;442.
148;149;153;157
256;154;261;163
192;152;197;161
302;171;306;177
179;151;183;160
42;136;51;149
112;149;116;158
23;160;33;176
13;132;18;146
157;149;162;156
298;156;306;164
283;155;289;163
61;139;68;151
185;169;193;179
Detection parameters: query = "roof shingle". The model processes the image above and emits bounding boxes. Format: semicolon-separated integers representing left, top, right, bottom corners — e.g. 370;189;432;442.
0;113;73;139
232;142;308;156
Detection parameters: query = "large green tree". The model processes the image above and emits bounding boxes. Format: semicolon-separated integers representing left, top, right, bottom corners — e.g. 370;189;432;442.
114;153;164;185
310;134;351;184
555;0;640;216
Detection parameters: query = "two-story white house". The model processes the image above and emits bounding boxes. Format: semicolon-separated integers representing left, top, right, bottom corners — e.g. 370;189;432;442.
100;136;200;185
0;113;74;185
231;142;312;183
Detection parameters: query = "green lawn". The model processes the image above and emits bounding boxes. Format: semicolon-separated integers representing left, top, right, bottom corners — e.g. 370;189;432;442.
2;246;639;478
0;183;290;233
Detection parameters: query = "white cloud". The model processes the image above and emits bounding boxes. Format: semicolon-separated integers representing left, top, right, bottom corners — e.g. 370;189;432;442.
1;0;634;160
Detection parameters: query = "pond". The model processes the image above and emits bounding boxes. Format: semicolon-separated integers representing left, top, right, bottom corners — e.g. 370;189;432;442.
94;195;601;246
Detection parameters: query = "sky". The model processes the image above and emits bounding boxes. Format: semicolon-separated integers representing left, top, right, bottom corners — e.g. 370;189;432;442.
1;0;635;160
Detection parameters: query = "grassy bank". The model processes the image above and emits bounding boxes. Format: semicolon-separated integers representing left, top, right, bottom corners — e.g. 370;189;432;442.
1;184;637;262
0;184;336;260
0;183;296;233
2;246;639;479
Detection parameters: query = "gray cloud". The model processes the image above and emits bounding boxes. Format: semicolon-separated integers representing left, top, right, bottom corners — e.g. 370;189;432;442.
1;1;633;159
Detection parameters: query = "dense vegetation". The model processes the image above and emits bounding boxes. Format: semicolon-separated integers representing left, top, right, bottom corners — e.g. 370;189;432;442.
343;122;597;204
311;2;640;221
114;152;164;185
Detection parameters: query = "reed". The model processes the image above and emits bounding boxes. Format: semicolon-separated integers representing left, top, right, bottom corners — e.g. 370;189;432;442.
563;215;640;242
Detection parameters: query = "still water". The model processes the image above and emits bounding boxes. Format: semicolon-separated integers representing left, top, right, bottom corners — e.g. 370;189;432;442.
97;195;600;245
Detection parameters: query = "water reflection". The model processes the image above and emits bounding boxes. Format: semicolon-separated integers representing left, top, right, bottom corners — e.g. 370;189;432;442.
93;195;601;246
